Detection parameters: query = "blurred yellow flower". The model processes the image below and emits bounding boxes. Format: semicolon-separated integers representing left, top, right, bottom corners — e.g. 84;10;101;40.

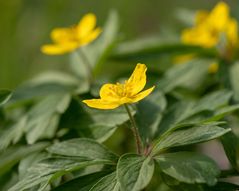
41;13;101;55
83;64;155;109
181;2;238;48
208;62;219;74
173;54;196;64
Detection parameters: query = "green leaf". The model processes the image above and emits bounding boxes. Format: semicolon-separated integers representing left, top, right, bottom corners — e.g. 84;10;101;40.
189;90;232;113
90;172;120;191
157;90;232;136
207;181;239;191
25;93;71;144
47;138;118;162
18;152;50;179
135;90;167;143
117;154;154;191
52;171;111;191
70;11;119;79
155;152;220;186
230;62;239;101
0;116;27;150
0;93;71;149
159;59;212;93
9;156;115;191
152;123;230;154
0;171;18;191
0;142;49;176
62;101;130;142
111;37;216;61
6;72;77;108
221;131;239;170
0;90;11;106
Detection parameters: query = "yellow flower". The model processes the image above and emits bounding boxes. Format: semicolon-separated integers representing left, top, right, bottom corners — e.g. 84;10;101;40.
41;13;101;55
83;64;155;109
173;54;196;64
181;2;238;48
208;62;219;74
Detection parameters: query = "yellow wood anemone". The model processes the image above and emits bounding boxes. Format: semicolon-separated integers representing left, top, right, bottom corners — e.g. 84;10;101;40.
181;2;238;48
83;64;155;109
41;13;101;55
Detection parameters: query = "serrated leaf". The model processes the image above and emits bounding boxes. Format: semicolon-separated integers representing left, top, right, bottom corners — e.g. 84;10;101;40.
0;142;49;176
0;93;71;149
18;152;51;179
152;123;231;154
155;152;220;186
25;93;71;144
0;90;11;106
157;90;232;136
47;138;118;162
9;156;114;191
117;154;154;191
0;116;27;150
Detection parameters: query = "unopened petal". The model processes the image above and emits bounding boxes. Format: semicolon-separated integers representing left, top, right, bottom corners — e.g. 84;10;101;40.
131;86;155;103
126;63;147;95
77;13;97;38
82;99;120;109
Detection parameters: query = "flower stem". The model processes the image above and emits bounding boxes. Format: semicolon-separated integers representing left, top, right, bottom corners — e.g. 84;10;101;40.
77;49;94;84
124;104;142;155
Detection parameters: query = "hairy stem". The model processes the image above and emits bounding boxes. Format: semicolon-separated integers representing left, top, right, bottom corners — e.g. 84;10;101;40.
124;104;142;154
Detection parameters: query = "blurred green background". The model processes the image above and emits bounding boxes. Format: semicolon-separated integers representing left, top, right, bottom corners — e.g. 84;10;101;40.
0;0;237;89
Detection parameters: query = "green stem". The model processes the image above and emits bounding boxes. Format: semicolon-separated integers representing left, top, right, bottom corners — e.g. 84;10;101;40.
124;104;142;154
77;49;94;83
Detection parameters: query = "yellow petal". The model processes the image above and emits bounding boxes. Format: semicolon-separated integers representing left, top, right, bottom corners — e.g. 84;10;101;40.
195;11;208;25
130;86;155;103
51;28;75;43
181;26;219;48
208;2;229;31
41;43;78;55
82;99;120;110
77;13;97;38
99;83;121;101
126;63;147;95
79;27;101;46
226;18;238;46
